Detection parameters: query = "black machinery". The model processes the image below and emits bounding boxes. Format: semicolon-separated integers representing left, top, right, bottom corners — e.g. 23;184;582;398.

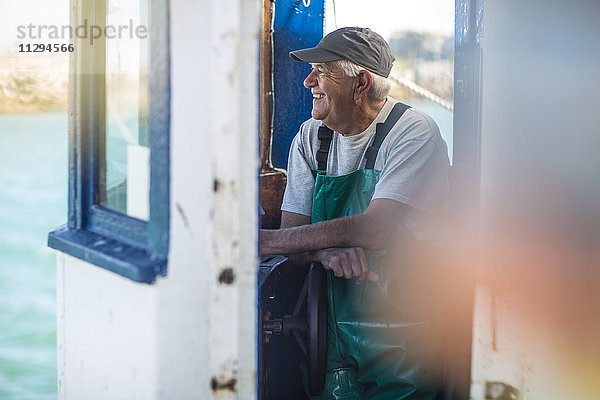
258;256;328;398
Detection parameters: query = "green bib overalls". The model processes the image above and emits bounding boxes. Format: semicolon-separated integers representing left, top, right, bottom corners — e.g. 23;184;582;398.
307;103;442;400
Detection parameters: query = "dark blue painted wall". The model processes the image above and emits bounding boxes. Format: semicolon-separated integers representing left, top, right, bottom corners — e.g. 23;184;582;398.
272;0;325;169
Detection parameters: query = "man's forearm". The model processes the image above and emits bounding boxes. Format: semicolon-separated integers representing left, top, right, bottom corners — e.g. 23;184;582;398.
261;213;380;255
261;199;405;256
285;249;321;267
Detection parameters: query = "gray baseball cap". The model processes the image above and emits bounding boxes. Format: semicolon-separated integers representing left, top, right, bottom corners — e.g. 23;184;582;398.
289;27;394;78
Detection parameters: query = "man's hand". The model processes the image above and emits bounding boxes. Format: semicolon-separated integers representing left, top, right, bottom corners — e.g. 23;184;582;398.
312;247;379;284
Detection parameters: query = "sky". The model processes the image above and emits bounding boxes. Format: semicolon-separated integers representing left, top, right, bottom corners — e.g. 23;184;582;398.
326;0;455;39
0;0;69;53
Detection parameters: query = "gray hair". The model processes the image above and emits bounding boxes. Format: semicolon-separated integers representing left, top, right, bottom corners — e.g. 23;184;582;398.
335;59;391;102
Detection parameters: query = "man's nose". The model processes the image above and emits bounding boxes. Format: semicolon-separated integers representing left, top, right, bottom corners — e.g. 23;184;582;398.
303;69;317;88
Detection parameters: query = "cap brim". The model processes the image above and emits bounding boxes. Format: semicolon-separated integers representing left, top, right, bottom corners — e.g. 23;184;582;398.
289;47;344;63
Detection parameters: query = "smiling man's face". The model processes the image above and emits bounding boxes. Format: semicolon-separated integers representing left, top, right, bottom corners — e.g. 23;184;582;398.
303;62;357;130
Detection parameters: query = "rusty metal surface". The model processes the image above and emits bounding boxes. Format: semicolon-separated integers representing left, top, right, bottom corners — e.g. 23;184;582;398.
260;0;274;173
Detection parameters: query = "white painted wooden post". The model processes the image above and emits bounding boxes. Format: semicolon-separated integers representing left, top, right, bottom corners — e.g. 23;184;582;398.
207;0;260;398
166;0;259;398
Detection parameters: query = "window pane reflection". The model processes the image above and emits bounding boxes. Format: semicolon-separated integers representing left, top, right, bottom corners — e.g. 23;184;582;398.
99;0;150;221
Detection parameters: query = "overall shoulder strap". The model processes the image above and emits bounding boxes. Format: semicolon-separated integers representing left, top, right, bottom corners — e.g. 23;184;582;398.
364;102;411;170
316;126;333;172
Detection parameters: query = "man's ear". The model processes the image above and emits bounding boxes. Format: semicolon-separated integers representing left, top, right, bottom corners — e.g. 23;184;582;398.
355;70;373;99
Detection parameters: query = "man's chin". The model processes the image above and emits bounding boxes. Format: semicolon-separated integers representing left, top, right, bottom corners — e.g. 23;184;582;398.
311;111;327;122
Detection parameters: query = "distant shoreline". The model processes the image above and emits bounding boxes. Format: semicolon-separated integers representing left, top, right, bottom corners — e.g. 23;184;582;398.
0;73;68;114
0;103;67;114
0;53;68;114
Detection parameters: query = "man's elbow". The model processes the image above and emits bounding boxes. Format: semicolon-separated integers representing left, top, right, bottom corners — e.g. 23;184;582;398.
357;199;406;250
365;229;392;250
356;221;392;250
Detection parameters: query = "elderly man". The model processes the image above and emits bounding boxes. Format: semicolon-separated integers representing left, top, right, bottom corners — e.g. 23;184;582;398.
261;27;450;399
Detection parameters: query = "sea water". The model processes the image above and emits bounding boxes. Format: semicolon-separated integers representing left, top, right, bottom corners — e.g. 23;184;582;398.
0;112;66;400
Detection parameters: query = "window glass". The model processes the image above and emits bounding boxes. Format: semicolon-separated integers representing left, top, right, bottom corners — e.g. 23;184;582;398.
48;0;169;284
100;0;150;220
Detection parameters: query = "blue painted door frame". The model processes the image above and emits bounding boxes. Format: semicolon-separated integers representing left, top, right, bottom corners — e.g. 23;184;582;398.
450;0;483;398
271;0;325;169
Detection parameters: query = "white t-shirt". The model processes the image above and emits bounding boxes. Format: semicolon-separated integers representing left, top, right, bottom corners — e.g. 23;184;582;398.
281;97;450;242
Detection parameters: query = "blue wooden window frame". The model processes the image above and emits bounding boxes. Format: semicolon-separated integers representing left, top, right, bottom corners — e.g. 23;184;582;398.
48;0;170;284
